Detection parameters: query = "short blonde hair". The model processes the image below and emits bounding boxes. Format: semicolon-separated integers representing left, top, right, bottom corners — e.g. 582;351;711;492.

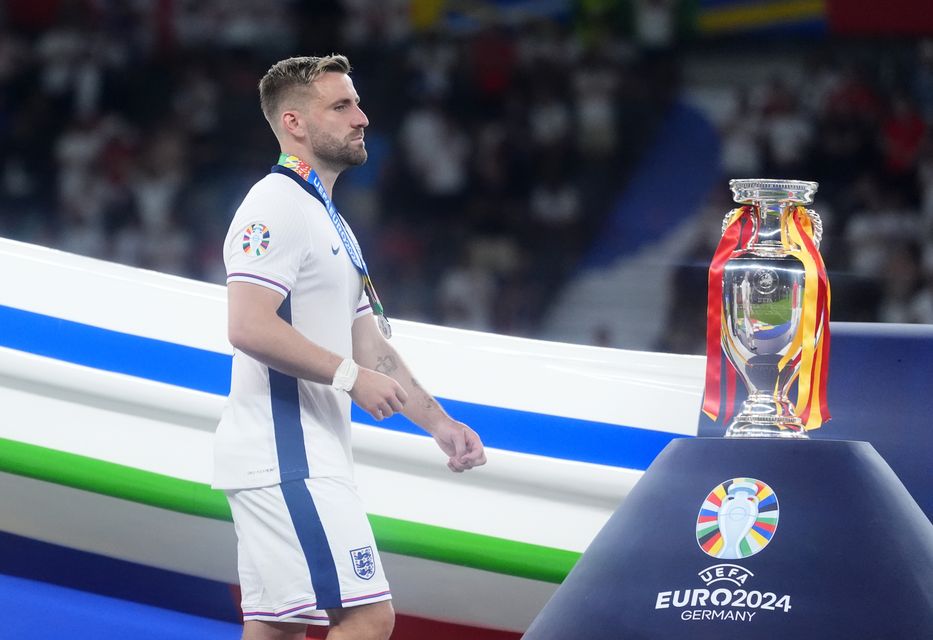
258;54;351;128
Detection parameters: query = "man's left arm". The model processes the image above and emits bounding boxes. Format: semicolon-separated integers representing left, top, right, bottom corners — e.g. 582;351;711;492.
352;315;487;473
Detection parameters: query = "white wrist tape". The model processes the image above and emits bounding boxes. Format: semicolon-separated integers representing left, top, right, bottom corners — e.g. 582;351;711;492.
331;358;359;392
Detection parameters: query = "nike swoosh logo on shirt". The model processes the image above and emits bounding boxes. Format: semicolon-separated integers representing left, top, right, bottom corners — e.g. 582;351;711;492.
331;245;340;255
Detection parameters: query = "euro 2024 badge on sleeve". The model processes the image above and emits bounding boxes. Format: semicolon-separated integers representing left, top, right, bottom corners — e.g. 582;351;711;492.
242;223;271;257
654;477;793;624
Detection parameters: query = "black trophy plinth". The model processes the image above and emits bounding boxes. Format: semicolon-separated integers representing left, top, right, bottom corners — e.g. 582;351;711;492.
523;438;933;639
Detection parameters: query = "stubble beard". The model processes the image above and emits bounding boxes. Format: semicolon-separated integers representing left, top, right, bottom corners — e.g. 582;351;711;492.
310;128;367;173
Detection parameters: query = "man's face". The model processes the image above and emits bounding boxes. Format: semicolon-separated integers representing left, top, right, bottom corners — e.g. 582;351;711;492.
303;72;369;171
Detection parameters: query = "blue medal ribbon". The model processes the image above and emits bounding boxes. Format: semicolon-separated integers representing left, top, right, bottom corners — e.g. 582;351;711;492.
274;153;391;338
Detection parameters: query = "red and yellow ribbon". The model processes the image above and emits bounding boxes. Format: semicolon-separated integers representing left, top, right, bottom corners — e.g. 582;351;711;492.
703;206;754;423
782;206;831;429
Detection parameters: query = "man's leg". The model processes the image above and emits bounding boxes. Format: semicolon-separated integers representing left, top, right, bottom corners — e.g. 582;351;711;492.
242;620;307;640
326;600;395;640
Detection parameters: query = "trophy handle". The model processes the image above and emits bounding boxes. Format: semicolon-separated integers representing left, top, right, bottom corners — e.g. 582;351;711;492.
806;208;823;248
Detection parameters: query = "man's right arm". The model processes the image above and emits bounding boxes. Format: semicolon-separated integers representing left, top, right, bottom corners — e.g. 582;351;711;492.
228;281;343;382
227;281;406;418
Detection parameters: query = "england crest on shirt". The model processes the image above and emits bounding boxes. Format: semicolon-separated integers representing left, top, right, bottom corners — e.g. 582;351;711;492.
350;546;376;580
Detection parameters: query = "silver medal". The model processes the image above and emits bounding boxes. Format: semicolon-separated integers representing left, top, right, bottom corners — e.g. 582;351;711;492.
377;314;392;339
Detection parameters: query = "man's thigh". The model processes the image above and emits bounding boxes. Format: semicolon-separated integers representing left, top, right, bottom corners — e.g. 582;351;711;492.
242;620;307;640
327;600;395;639
229;476;391;625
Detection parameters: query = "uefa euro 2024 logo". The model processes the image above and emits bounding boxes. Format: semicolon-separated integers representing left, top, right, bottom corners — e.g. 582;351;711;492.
696;478;779;559
242;223;271;257
655;478;791;622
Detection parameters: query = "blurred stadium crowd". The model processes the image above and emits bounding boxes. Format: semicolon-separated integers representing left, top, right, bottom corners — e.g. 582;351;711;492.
661;38;933;353
2;0;932;352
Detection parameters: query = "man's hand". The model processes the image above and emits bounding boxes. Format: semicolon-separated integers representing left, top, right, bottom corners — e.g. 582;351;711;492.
350;368;408;420
432;420;487;472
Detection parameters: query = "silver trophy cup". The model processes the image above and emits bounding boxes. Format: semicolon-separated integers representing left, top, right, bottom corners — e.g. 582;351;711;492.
721;178;823;438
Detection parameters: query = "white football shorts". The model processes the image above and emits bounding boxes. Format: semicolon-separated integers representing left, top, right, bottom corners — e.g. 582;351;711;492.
227;476;391;626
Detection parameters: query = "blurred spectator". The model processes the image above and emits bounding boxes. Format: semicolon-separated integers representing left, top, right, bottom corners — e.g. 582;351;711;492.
438;246;497;332
914;39;933;121
528;83;573;149
633;0;676;52
759;78;813;176
845;183;920;277
399;98;471;212
880;90;926;192
878;243;925;323
341;0;411;48
573;49;621;159
719;89;763;176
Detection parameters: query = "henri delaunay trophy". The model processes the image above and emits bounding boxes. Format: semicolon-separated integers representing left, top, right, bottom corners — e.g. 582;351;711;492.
703;178;830;438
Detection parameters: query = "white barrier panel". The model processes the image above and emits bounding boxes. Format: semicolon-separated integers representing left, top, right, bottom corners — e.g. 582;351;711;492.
0;238;706;631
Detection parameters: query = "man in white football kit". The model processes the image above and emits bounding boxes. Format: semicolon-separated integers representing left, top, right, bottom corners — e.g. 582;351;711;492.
214;55;487;640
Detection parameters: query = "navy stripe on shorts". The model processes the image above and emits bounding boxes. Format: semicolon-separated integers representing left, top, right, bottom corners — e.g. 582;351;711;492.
281;480;342;609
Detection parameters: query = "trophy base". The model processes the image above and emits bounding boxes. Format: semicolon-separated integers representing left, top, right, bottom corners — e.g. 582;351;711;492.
724;396;807;438
724;418;808;439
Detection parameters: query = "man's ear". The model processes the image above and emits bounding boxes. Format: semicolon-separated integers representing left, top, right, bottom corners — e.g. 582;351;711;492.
280;109;304;138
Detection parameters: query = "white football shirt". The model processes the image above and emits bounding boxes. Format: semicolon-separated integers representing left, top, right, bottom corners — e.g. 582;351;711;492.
213;171;372;490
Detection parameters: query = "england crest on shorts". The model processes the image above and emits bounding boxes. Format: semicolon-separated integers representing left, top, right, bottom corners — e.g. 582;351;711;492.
350;546;376;580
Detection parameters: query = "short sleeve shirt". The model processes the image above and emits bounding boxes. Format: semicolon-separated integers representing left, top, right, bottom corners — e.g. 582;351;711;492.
213;172;372;490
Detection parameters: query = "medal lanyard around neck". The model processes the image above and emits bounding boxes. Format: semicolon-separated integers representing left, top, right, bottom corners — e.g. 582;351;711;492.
277;153;392;338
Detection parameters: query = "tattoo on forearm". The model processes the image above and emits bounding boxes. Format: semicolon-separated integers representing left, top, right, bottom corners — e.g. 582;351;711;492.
411;377;438;410
375;355;398;375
